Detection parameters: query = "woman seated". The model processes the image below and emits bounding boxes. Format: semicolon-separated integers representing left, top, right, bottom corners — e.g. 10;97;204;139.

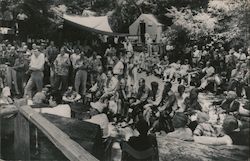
184;88;202;114
178;59;191;84
175;85;188;113
89;66;107;101
198;61;215;90
150;82;177;133
143;82;163;125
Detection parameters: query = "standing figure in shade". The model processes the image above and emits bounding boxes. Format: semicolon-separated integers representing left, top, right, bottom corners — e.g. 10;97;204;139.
74;52;89;98
53;47;71;94
45;41;58;86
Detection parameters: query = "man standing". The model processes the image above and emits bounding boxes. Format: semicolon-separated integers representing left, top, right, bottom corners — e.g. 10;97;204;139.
54;47;71;94
24;48;45;98
45;41;58;86
5;46;18;95
192;45;201;67
13;50;25;97
113;55;124;80
70;48;81;85
74;52;89;98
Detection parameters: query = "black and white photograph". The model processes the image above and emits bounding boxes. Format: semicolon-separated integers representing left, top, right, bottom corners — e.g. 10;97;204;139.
0;0;249;160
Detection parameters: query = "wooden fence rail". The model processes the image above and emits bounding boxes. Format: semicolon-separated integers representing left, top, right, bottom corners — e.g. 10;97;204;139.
0;104;99;161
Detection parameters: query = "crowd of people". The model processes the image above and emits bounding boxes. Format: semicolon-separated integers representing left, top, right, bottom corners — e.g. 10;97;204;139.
0;35;249;152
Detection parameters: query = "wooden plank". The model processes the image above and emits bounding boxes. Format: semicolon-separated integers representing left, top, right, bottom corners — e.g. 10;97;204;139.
0;105;18;117
157;137;250;161
18;105;99;161
0;112;1;158
42;113;103;160
14;112;30;160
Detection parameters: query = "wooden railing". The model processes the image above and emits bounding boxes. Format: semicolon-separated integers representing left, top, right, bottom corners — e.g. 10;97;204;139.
0;102;99;161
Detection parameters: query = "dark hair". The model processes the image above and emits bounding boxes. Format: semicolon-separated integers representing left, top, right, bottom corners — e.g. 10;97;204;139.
164;81;172;89
135;119;149;135
139;78;145;83
178;85;185;94
50;90;62;104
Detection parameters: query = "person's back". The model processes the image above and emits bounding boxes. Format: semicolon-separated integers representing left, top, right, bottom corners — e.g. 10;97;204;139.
126;119;157;160
228;129;250;146
128;134;156;151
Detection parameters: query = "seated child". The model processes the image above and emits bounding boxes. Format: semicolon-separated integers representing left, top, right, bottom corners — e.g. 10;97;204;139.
63;86;81;103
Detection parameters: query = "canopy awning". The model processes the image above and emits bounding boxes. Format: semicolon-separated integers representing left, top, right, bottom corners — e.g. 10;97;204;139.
63;14;130;36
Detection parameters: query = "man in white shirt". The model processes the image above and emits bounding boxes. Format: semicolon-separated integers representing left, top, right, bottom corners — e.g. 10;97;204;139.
113;56;124;80
192;45;201;67
163;60;181;82
24;48;45;98
238;49;246;62
199;61;215;90
104;69;119;95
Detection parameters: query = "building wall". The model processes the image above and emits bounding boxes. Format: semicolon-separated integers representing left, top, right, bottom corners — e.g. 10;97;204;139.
129;15;162;43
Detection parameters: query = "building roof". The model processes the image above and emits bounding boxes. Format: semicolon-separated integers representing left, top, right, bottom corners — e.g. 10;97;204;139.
141;14;162;26
63;14;113;35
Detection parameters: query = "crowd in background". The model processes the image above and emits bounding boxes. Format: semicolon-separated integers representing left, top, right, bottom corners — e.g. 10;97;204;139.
0;35;250;151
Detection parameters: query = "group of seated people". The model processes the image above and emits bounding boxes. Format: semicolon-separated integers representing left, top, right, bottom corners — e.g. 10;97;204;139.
136;44;250;98
0;38;249;161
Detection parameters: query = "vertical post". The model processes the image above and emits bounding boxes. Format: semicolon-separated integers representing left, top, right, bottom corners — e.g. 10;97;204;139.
14;99;30;160
0;112;1;158
14;112;30;160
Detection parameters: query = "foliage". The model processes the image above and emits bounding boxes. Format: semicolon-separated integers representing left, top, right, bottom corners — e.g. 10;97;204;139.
110;0;209;32
164;0;250;51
